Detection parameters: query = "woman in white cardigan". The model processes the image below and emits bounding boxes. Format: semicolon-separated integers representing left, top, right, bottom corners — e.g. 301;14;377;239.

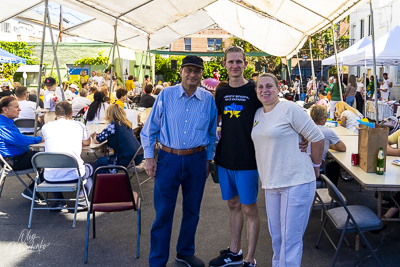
251;73;324;267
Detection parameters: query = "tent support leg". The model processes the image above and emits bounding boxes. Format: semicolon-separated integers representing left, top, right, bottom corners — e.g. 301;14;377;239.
331;22;343;100
309;37;317;98
45;0;64;100
116;43;125;87
296;51;304;100
109;20;118;99
34;0;48;137
369;0;379;122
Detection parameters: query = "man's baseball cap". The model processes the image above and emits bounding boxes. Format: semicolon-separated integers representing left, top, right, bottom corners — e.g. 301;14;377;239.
69;84;78;90
181;55;204;69
44;77;56;86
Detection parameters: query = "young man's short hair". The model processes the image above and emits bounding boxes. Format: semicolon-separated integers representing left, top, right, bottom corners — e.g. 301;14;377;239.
144;84;153;94
116;88;128;99
15;86;28;98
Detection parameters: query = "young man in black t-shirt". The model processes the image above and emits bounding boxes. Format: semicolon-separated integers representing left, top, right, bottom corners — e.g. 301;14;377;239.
210;46;261;267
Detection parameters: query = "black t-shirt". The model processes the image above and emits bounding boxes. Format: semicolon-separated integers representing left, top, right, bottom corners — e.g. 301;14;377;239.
0;90;12;99
139;94;155;108
214;80;262;170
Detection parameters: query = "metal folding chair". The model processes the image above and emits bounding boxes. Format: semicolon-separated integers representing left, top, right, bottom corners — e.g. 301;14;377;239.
84;166;141;263
28;152;89;228
14;119;42;135
126;145;144;200
316;174;383;267
0;153;34;198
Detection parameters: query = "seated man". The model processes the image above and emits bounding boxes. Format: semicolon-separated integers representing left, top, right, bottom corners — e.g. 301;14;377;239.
139;84;155;108
71;89;92;116
0;84;12;99
114;88;127;109
41;101;93;210
0;96;43;201
15;87;44;133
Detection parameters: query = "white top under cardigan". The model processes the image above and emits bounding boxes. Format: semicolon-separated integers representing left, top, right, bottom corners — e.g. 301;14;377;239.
251;101;324;190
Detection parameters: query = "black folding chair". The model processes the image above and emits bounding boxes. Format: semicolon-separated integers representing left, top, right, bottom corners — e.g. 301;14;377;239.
316;175;383;267
14;119;42;135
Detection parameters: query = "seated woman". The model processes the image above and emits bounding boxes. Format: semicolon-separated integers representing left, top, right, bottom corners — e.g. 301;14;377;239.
92;104;142;168
334;101;363;133
84;91;110;125
310;105;346;185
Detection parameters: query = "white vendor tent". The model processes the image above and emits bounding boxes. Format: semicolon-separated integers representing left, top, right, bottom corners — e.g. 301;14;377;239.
0;0;366;58
322;37;371;65
341;25;400;66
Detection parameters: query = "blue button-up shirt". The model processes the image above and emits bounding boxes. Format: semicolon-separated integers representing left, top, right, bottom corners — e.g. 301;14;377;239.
0;114;42;157
141;84;217;160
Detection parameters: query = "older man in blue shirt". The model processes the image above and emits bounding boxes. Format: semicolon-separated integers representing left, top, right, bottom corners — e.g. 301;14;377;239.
141;55;217;267
0;96;43;200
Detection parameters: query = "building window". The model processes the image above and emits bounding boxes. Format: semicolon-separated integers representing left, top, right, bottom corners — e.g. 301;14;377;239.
1;22;11;33
184;38;191;51
360;19;364;38
207;38;223;51
368;15;372;36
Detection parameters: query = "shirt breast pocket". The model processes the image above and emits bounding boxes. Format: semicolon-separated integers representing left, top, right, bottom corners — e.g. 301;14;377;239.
195;112;208;131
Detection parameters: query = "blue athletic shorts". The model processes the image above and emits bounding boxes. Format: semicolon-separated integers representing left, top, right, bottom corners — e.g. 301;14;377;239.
218;166;259;205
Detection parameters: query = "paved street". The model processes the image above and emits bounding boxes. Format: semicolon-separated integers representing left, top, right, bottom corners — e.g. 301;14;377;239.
1;161;399;267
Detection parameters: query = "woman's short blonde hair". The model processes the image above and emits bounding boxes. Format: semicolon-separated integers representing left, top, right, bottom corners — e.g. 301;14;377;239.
310;105;327;123
358;77;364;83
96;70;102;76
335;101;359;118
80;70;86;76
105;104;132;129
103;73;109;80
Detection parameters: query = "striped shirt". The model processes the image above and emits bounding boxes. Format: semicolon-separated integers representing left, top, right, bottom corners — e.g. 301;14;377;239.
141;84;217;160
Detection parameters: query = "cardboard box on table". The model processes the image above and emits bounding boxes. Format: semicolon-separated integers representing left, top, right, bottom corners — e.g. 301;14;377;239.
358;124;389;173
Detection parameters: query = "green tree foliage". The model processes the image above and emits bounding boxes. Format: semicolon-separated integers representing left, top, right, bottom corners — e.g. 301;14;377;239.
0;41;38;82
155;52;255;83
230;36;280;76
74;51;109;67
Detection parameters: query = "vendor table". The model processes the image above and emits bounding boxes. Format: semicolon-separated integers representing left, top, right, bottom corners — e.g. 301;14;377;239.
328;135;400;221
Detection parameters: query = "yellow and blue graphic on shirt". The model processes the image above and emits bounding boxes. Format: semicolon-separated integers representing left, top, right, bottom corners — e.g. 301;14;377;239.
253;121;258;128
224;103;243;118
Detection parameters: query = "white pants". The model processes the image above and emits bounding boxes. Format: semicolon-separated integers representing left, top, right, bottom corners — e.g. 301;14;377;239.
265;181;316;267
330;100;338;119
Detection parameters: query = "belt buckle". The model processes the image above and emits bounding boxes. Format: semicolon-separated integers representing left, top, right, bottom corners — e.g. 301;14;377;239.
176;149;181;156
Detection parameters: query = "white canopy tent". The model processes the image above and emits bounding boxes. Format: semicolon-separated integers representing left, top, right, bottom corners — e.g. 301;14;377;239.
0;0;367;58
322;37;371;65
341;25;400;66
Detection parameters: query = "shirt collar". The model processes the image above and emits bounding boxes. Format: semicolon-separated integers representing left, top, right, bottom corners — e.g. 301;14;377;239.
178;84;202;100
0;114;14;124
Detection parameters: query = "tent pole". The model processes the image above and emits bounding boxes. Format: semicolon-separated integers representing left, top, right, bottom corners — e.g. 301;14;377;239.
364;57;367;116
286;57;292;87
369;0;379;122
34;0;48;137
45;1;64;101
109;19;117;98
143;35;150;83
296;51;304;100
331;22;343;100
309;37;317;97
116;43;125;88
105;43;113;69
50;34;60;76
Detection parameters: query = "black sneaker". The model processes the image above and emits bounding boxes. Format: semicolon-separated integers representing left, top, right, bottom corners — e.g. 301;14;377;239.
209;248;243;267
21;188;43;203
176;253;205;267
50;201;67;212
243;260;256;267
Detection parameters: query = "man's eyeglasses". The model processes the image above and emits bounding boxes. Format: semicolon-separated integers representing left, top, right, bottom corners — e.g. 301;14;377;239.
225;45;245;52
183;67;203;75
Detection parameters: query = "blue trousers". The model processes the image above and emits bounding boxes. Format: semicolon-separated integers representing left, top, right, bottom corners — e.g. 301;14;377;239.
346;96;355;107
149;149;207;267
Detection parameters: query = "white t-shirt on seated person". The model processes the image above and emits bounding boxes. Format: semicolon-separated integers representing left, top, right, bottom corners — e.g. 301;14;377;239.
341;110;363;134
42;118;89;182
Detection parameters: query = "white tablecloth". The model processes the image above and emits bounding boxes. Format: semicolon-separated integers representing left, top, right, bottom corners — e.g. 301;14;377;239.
366;100;395;121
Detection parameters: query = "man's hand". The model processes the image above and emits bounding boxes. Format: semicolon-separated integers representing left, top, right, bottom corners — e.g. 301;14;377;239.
314;166;320;179
299;138;309;152
144;158;157;179
206;160;211;178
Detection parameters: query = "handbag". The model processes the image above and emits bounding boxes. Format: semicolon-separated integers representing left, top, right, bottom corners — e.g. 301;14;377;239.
107;121;119;173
